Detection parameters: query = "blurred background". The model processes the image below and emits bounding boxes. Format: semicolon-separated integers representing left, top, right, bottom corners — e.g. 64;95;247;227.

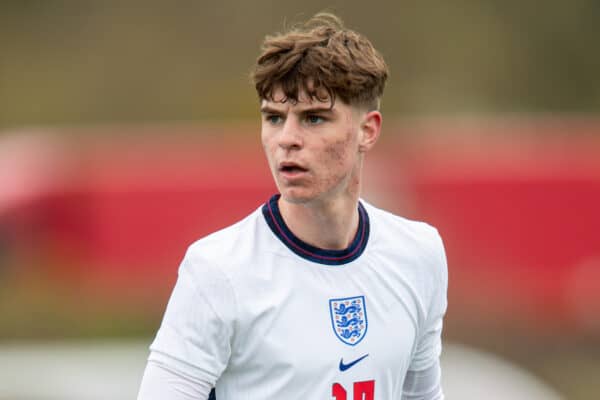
1;1;599;399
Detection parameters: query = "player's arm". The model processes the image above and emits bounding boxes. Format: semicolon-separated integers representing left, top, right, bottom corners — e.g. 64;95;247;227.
137;247;234;400
402;228;448;400
138;359;213;400
401;360;443;400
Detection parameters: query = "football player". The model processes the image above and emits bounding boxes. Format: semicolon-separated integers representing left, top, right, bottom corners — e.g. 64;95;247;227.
138;12;447;400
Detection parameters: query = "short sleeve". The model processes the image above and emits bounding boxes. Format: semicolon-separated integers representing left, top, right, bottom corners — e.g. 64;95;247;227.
408;231;448;371
147;247;236;385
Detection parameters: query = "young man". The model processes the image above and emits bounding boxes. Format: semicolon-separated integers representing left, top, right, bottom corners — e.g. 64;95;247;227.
138;13;447;400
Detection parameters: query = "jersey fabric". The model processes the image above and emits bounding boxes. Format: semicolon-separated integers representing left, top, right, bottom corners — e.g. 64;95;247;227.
146;194;448;399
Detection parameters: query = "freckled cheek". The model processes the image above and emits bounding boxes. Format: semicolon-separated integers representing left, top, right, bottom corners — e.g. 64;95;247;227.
327;136;354;163
319;142;354;180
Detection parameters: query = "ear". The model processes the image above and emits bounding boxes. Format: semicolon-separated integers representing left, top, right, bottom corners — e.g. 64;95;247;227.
358;110;382;153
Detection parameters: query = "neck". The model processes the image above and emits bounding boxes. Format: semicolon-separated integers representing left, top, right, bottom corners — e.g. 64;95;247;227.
278;193;360;250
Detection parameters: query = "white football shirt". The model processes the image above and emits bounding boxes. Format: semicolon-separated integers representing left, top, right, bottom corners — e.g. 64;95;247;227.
147;194;448;399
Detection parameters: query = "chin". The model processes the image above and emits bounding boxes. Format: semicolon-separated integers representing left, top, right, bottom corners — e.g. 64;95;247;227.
278;188;316;205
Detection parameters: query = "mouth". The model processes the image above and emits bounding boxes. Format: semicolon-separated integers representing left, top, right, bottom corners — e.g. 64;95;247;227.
278;162;308;175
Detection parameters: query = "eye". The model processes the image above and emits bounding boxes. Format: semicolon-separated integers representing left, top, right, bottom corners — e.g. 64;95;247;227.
265;114;283;125
306;114;325;125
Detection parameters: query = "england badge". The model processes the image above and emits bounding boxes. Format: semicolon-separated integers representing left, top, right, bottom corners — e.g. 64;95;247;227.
329;295;368;346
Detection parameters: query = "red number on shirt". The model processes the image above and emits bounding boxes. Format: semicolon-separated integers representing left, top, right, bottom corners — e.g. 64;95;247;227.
332;383;346;399
332;380;375;400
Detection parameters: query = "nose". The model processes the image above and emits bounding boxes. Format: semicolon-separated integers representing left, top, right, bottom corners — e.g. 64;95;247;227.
278;118;303;150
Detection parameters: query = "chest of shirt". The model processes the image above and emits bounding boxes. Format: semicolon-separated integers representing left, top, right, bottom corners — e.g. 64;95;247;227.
225;256;420;387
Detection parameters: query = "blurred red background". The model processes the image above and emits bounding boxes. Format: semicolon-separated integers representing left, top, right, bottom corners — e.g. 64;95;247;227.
2;119;599;341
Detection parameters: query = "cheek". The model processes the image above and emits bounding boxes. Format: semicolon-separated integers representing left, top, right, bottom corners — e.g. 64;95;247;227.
318;134;356;179
324;131;355;165
323;142;345;165
261;132;275;159
260;129;269;149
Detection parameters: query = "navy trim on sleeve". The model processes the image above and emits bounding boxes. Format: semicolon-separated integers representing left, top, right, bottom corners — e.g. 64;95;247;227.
261;194;370;265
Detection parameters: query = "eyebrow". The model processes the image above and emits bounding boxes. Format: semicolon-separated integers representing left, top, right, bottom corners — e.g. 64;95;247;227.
259;106;282;114
260;105;335;114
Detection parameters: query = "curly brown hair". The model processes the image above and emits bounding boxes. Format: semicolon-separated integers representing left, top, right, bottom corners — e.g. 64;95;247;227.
251;13;389;110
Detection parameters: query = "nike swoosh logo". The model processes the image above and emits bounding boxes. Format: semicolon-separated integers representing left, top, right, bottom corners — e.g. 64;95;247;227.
339;354;369;371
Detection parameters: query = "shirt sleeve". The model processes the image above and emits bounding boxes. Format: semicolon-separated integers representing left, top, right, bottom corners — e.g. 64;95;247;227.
142;246;237;388
401;360;444;400
137;359;213;400
408;230;448;372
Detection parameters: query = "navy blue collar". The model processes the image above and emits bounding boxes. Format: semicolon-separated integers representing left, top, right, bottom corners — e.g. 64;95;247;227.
262;194;370;265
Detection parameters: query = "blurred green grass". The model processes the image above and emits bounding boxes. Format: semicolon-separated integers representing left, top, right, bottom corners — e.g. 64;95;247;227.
0;266;166;339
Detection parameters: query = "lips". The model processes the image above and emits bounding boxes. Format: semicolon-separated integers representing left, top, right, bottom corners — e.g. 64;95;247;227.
278;161;308;173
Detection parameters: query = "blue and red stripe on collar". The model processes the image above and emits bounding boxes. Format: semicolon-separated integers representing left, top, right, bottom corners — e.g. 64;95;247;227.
262;194;370;265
